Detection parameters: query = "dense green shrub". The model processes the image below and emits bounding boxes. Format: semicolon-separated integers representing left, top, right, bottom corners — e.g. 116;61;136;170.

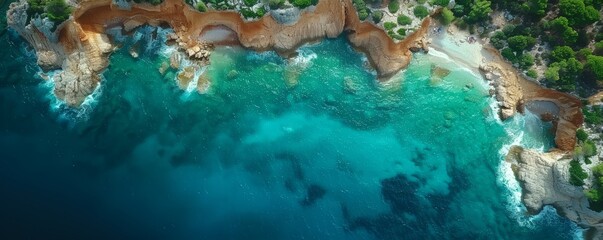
397;28;406;36
559;0;600;27
551;46;576;62
440;7;455;25
585;55;603;83
465;0;492;24
584;106;603;125
518;54;535;70
46;0;72;24
384;22;397;31
268;0;285;9
501;48;516;62
388;0;399;14
584;140;598;158
490;31;507;49
239;7;257;18
256;7;266;17
433;0;449;7
587;163;603;211
27;0;46;20
569;159;588;186
243;0;258;7
577;48;593;61
576;128;589;142
397;14;412;25
507;35;536;52
526;69;538;78
372;10;383;23
197;2;207;12
291;0;312;8
413;5;429;18
595;41;603;55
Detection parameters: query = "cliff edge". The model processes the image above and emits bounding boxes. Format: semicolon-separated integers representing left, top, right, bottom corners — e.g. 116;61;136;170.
7;0;431;106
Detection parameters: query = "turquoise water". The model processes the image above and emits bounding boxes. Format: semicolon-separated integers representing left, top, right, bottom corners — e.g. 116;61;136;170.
0;23;578;239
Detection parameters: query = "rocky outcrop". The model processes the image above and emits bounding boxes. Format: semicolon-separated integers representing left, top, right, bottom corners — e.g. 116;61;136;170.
8;0;433;105
508;146;603;239
6;0;67;70
479;62;523;120
479;48;583;151
270;7;301;25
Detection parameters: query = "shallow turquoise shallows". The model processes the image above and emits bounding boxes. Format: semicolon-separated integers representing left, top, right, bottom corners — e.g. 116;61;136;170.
0;24;578;239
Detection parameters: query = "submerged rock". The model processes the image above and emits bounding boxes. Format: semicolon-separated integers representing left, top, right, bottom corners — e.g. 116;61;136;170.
177;66;195;89
197;72;211;94
343;77;359;94
430;65;450;86
227;69;239;80
284;67;300;88
299;184;326;207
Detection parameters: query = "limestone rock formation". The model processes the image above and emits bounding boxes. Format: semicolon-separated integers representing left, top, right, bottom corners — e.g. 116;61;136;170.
270;7;301;25
508;146;603;239
479;55;583;151
479;62;523;120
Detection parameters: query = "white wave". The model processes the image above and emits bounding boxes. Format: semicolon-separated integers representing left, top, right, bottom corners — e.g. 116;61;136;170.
290;48;317;68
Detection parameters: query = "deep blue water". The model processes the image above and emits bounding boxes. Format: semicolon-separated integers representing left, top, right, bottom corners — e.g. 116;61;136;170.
0;19;580;239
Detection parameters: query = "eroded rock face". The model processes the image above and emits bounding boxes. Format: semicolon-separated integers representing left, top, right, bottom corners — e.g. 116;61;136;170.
479;62;523;120
508;146;603;238
270;7;301;25
479;57;583;151
54;52;101;106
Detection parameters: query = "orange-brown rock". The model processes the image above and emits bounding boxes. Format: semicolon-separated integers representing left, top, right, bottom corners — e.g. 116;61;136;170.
9;0;432;105
480;47;583;151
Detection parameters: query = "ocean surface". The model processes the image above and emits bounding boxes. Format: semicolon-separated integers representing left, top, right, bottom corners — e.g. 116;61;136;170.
0;19;582;239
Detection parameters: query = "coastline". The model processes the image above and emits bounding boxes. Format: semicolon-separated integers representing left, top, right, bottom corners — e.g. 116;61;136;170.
6;0;596;236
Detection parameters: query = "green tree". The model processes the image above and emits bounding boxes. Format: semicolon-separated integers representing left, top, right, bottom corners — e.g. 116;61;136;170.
595;41;603;55
372;10;383;23
26;0;46;19
397;14;412;25
576;128;589;142
46;0;72;24
569;159;588;186
584;140;598;158
433;0;449;6
243;0;258;7
545;65;561;81
388;0;400;13
551;46;575;62
522;0;548;19
197;1;207;12
501;48;517;62
397;28;406;36
384;22;397;30
440;7;455;25
413;5;429;18
559;0;600;27
268;0;285;9
577;48;593;61
586;55;603;83
507;35;536;52
291;0;312;8
527;69;538;78
490;31;507;49
465;0;492;24
518;54;535;70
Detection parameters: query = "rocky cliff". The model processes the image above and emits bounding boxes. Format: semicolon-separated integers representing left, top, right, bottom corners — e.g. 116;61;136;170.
7;0;431;106
508;146;603;239
479;47;583;152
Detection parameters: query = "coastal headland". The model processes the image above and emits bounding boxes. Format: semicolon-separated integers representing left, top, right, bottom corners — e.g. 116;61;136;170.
6;0;602;237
